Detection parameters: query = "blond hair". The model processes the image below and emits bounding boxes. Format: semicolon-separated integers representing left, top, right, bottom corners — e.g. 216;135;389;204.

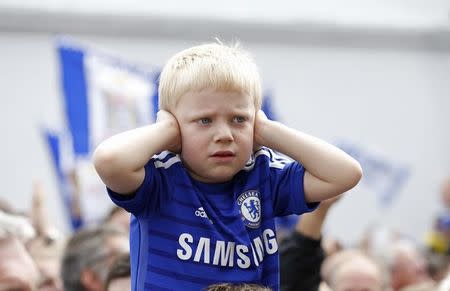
158;42;262;111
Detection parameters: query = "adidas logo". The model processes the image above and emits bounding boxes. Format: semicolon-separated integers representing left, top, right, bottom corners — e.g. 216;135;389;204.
195;207;208;219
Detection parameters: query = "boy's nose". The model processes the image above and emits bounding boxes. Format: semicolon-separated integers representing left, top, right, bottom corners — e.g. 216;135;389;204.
214;124;234;143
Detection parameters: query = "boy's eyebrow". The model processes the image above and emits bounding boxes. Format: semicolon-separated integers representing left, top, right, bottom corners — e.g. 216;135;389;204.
187;110;215;118
189;108;252;118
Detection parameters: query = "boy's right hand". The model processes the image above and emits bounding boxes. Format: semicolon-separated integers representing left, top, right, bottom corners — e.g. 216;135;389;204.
156;110;182;153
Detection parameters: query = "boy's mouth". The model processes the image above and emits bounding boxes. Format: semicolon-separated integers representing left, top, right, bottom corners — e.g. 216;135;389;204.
211;151;235;157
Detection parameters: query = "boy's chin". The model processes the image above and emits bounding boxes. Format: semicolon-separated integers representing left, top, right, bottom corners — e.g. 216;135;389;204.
188;171;235;184
194;176;233;184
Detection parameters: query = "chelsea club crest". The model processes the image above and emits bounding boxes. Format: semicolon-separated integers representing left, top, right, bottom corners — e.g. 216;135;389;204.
237;190;261;228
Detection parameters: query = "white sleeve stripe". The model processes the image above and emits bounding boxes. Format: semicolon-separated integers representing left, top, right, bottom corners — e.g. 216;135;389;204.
154;155;181;169
153;151;171;161
243;164;255;171
269;151;293;163
254;150;271;159
242;149;289;171
255;148;292;163
243;160;287;171
268;161;287;169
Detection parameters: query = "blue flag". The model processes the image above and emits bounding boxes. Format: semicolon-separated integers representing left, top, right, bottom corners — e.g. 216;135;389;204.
45;38;160;230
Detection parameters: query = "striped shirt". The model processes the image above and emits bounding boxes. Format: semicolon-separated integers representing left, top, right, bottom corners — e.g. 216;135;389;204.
108;147;317;290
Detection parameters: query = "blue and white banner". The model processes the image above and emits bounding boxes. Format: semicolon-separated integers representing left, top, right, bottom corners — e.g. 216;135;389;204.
49;39;159;229
58;40;159;154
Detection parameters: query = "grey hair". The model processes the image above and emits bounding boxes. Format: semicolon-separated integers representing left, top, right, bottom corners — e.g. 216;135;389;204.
61;224;126;291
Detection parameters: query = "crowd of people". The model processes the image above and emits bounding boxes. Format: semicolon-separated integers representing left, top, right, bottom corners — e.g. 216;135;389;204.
279;181;450;291
1;178;449;290
1;41;449;291
0;181;131;291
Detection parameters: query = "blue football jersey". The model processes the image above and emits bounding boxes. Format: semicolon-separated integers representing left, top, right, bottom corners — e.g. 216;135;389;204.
108;147;317;291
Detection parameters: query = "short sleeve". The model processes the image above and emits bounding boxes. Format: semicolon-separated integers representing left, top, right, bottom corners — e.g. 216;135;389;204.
270;161;319;216
107;160;166;216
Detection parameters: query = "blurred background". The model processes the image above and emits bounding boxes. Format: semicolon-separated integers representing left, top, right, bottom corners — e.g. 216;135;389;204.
0;0;449;247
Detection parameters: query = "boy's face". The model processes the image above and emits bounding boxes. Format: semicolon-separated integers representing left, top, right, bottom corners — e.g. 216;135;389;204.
173;88;255;183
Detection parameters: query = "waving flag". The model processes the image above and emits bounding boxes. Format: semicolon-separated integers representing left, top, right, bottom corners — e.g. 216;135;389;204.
47;38;159;229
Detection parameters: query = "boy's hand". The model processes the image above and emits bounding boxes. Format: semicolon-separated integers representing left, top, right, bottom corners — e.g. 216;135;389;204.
156;110;182;153
254;110;270;151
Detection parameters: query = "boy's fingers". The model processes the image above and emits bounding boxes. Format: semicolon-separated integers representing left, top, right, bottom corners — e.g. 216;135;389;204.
257;110;268;121
156;110;173;123
156;110;165;121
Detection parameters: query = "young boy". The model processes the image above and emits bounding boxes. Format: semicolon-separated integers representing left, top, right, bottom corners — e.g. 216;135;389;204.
93;42;362;291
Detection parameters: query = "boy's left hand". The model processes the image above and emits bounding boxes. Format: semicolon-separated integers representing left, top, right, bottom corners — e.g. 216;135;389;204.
254;110;269;151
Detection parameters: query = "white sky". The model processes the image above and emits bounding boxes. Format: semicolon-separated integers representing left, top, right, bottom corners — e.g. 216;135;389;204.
1;0;449;30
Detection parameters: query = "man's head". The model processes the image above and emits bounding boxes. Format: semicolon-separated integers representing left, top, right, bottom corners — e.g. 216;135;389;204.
159;43;263;183
103;206;130;233
27;235;65;291
0;210;39;291
105;253;131;291
388;240;431;291
0;236;40;291
61;225;129;291
322;250;384;291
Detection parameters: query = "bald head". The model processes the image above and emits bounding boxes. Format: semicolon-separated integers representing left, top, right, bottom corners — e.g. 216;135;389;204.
323;250;383;291
389;241;431;291
0;236;39;291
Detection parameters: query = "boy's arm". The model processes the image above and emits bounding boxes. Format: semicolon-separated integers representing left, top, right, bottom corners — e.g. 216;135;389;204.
93;110;180;195
254;111;362;203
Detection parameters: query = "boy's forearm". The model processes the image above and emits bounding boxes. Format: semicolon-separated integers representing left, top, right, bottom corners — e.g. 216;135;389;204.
257;119;362;200
95;121;177;170
93;120;178;186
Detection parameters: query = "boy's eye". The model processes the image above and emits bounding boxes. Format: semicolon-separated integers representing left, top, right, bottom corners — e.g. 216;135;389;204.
233;116;246;123
198;118;211;125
